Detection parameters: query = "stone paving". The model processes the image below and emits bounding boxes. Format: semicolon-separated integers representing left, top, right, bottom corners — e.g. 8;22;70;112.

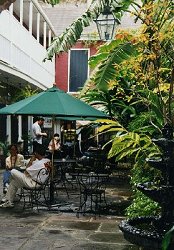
0;170;140;250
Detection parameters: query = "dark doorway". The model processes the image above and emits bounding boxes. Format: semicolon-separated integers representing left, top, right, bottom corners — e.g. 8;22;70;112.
11;115;18;143
69;49;88;92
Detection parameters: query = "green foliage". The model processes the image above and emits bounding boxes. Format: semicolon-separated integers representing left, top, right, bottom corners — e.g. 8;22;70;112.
162;226;174;250
97;118;162;217
126;158;162;218
44;0;133;60
81;88;120;118
89;39;133;68
127;112;162;135
44;0;174;221
93;42;138;91
12;85;39;103
126;191;160;218
44;0;60;6
0;141;9;158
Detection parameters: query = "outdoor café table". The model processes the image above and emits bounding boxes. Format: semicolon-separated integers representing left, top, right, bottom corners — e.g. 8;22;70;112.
54;158;77;182
72;172;109;217
49;158;77;202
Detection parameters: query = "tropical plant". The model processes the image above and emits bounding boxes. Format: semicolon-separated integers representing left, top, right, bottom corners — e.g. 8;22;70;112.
79;36;138;120
44;0;174;218
81;0;174;218
0;141;9;158
11;85;39;103
95;118;162;217
162;226;174;250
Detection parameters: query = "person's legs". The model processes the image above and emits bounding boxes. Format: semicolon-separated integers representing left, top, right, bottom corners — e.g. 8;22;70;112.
1;169;36;207
33;141;40;153
3;170;11;193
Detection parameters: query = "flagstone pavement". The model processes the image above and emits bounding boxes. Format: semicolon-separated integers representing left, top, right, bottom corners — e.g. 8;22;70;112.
0;169;140;250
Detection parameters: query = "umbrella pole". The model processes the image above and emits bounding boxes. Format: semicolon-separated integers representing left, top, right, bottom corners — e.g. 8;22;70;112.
73;133;76;158
49;116;55;204
49;150;55;204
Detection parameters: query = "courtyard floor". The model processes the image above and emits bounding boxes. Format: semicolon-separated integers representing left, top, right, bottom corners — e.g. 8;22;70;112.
0;169;140;250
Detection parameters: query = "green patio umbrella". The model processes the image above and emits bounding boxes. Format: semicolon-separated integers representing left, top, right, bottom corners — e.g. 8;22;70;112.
0;85;108;119
0;85;108;204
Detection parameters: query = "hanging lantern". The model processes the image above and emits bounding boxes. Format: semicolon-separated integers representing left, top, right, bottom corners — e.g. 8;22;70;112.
94;6;119;41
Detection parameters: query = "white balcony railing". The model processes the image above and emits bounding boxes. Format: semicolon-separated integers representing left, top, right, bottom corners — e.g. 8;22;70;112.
0;10;55;89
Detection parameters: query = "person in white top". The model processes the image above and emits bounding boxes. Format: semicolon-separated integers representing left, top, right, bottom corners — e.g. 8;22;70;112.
32;117;47;152
3;144;24;194
0;144;51;208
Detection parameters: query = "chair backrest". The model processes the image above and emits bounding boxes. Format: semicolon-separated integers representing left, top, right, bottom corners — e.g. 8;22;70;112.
35;167;50;186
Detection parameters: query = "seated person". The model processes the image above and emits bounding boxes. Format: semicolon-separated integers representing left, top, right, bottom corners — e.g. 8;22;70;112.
3;144;24;194
0;144;51;208
48;133;62;159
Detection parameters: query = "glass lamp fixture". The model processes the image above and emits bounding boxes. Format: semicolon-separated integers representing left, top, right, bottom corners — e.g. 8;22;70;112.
94;6;119;41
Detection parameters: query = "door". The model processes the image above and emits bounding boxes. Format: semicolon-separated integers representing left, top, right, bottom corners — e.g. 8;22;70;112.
69;49;89;92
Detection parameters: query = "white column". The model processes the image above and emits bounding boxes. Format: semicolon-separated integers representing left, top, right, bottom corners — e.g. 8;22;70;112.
48;29;52;46
20;0;23;25
18;115;22;142
28;116;33;154
28;116;33;137
9;3;13;66
37;12;40;42
43;21;47;48
6;115;11;145
29;1;33;35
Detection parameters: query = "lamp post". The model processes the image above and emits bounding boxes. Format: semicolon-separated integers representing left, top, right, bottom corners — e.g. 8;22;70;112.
94;6;120;41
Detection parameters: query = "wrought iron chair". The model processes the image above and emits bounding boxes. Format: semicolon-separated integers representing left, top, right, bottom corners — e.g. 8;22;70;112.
76;172;109;217
52;158;78;198
21;167;51;211
52;161;70;198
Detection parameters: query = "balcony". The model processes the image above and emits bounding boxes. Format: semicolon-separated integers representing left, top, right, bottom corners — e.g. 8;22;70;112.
0;2;55;90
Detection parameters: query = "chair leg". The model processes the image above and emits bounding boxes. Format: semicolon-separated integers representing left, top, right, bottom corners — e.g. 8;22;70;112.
76;192;88;217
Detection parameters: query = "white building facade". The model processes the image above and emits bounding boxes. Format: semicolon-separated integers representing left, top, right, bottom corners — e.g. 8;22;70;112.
0;0;56;147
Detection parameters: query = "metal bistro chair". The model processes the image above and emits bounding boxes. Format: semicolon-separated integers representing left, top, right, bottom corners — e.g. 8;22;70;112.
76;172;109;217
53;161;70;198
21;167;51;211
53;158;78;198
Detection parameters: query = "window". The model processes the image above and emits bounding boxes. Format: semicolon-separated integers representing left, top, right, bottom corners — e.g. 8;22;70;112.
69;49;89;92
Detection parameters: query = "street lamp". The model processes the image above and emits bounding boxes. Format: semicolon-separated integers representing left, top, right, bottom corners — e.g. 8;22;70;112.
94;6;120;41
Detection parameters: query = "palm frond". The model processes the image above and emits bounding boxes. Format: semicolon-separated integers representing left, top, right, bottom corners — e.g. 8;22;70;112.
44;0;134;61
162;225;174;250
89;39;123;68
95;119;126;133
94;42;138;91
44;0;105;61
108;132;158;161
